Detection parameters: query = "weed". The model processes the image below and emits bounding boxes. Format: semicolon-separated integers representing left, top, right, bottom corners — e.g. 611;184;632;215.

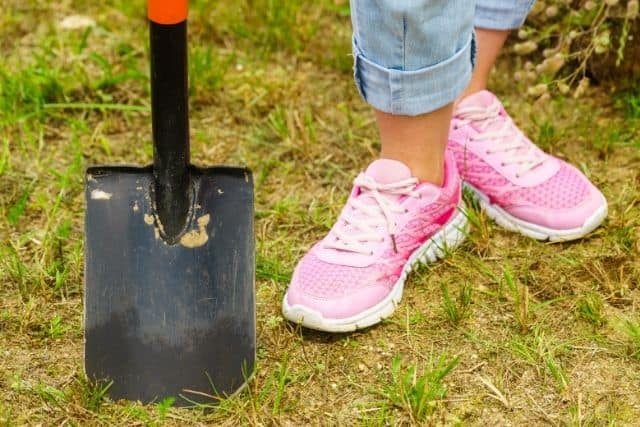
6;188;31;226
256;253;291;284
503;265;531;334
271;357;290;416
123;403;152;424
218;0;314;54
544;355;568;392
515;0;640;92
507;327;569;391
592;127;632;159
155;397;175;421
34;383;67;405
440;281;473;326
0;404;13;426
189;46;231;97
576;293;606;327
536;121;557;152
45;315;70;340
622;319;640;359
611;224;637;252
0;61;64;125
378;354;459;422
615;87;640;120
75;376;112;412
0;138;8;174
461;189;492;253
2;244;30;300
408;311;427;326
358;404;394;427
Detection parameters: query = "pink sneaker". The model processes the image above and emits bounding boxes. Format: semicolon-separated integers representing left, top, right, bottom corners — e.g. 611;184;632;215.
282;153;467;332
448;90;607;242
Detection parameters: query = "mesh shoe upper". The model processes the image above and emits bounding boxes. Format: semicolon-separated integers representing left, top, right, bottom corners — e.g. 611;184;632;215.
448;90;606;231
284;152;462;320
450;148;592;210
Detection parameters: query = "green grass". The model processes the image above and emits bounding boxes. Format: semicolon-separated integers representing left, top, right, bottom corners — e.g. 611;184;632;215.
622;319;640;359
576;292;607;327
0;0;639;425
440;281;473;327
376;354;460;423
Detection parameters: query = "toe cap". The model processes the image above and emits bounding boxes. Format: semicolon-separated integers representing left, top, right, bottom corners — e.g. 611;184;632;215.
507;186;607;231
284;281;391;321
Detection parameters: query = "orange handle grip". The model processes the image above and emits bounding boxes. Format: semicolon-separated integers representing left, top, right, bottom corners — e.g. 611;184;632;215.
148;0;188;25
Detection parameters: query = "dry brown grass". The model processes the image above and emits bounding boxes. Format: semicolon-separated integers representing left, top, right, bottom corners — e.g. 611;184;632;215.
1;1;639;425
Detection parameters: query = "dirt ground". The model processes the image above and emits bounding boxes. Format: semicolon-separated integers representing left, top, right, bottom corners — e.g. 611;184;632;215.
1;1;639;425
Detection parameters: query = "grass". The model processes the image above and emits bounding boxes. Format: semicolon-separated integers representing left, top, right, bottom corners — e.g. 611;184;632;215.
622;319;640;359
0;0;639;425
376;354;460;423
440;281;473;327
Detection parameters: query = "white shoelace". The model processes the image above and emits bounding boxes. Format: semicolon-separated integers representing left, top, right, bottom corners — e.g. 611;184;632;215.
455;100;547;177
323;175;420;255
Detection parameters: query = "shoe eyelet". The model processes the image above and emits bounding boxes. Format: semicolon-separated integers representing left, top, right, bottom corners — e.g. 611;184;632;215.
404;209;409;213
369;251;374;255
501;163;506;167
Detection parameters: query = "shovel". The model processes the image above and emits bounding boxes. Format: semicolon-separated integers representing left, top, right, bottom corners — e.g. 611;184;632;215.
84;0;255;405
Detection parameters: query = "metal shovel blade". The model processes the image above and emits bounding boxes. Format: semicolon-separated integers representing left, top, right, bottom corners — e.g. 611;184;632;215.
84;165;255;405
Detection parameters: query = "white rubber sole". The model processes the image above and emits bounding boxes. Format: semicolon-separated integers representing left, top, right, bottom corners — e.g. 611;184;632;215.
464;182;608;242
281;206;469;333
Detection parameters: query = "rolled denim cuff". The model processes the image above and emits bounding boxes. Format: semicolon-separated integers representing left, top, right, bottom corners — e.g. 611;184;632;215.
474;0;535;30
352;34;475;116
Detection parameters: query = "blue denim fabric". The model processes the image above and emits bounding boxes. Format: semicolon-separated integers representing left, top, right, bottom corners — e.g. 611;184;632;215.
476;0;536;30
351;0;534;116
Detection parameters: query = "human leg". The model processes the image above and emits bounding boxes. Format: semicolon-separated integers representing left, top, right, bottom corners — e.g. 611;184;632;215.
460;29;509;99
352;0;475;184
282;0;475;331
376;106;451;185
448;0;607;241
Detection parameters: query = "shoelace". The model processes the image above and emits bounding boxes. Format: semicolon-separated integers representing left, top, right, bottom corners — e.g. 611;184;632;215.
323;175;420;256
455;100;547;177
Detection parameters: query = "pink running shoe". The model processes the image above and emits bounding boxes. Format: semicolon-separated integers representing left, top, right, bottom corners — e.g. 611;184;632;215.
448;90;607;242
282;153;467;332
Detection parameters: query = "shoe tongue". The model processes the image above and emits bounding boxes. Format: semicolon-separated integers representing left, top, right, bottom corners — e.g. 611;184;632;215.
456;90;506;134
332;159;412;242
457;91;547;167
457;90;498;110
364;159;412;184
355;159;414;210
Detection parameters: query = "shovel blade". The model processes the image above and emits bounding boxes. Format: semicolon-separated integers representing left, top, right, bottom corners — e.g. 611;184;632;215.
84;165;255;405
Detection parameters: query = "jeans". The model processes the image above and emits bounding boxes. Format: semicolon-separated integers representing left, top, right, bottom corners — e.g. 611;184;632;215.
351;0;535;116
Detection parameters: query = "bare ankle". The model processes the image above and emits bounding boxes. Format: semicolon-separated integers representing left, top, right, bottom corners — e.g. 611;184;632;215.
375;105;451;187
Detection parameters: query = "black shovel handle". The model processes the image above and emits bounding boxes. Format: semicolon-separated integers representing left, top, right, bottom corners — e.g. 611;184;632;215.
149;0;190;241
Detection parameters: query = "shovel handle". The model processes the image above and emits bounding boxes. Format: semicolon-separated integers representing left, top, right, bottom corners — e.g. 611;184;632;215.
149;0;188;25
149;0;191;242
